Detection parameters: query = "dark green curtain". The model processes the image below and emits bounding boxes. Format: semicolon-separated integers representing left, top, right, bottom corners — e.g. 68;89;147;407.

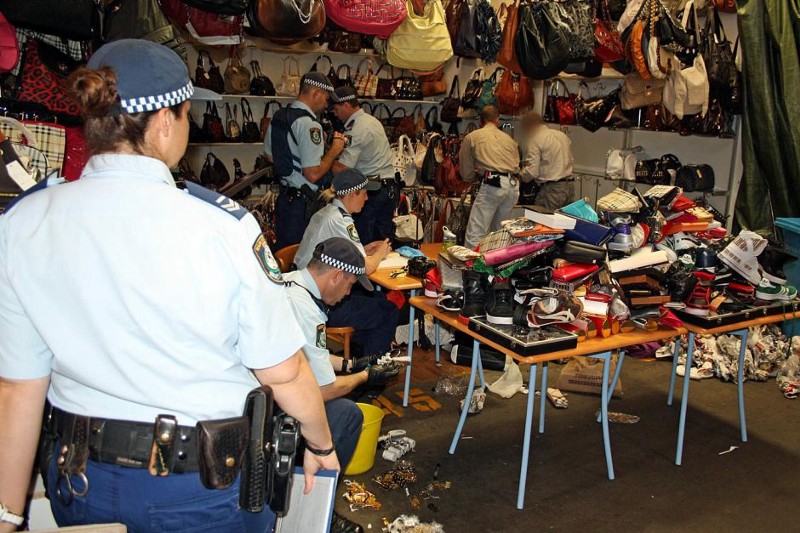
735;0;800;237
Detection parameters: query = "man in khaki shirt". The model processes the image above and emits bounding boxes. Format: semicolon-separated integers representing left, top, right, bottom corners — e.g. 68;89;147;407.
520;112;575;210
459;105;521;249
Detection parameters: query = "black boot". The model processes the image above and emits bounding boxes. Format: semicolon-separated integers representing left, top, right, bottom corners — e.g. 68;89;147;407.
485;280;514;325
458;270;487;324
331;511;364;533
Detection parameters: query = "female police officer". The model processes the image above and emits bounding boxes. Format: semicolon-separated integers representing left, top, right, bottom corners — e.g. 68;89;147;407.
0;39;337;532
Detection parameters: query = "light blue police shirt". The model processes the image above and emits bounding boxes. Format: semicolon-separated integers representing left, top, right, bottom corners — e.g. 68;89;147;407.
293;198;366;270
283;269;336;387
339;109;395;180
263;100;324;191
0;154;305;425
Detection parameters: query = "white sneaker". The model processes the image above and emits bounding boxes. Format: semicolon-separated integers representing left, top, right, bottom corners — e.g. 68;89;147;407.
755;277;798;301
719;230;768;285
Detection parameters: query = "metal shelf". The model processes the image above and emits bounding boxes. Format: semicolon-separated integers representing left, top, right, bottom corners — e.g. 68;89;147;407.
187;143;263;146
211;94;441;105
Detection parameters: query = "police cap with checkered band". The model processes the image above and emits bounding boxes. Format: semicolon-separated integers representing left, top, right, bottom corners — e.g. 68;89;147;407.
312;237;373;291
87;39;221;115
301;72;340;103
332;168;380;197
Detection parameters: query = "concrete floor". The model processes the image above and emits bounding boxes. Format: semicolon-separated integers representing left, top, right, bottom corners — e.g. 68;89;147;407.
338;352;800;533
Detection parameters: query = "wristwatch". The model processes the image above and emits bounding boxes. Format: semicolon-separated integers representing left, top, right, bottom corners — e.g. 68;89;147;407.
0;501;24;527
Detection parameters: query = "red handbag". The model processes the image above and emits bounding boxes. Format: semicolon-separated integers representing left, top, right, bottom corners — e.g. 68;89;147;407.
17;39;81;117
593;0;625;63
496;69;534;117
161;0;244;45
323;0;407;39
0;11;18;73
63;126;89;181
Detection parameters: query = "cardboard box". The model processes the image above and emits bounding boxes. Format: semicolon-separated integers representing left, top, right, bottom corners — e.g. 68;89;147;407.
555;354;623;397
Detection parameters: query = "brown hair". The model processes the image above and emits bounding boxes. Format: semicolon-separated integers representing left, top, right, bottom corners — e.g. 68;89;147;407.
67;66;182;155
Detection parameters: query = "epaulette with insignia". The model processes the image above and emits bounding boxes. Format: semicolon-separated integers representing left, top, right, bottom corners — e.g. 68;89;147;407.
185;182;247;220
337;206;353;219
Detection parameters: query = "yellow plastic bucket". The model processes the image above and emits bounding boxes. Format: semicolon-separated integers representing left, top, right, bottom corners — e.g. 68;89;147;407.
344;403;385;475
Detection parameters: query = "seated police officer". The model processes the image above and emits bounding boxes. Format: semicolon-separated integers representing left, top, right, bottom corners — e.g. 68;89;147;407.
284;237;399;533
459;105;522;249
331;86;398;244
294;170;400;358
0;40;337;533
264;71;347;250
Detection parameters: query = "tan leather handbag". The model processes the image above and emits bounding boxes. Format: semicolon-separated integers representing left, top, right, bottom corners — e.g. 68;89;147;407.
224;48;251;95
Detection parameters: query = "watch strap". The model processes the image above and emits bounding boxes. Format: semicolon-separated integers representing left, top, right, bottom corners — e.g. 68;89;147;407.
306;444;336;457
0;503;24;526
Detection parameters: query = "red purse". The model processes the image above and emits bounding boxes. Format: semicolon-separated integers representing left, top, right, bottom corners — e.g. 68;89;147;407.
161;0;244;45
593;0;625;63
17;39;81;117
323;0;407;39
0;11;18;73
496;69;534;117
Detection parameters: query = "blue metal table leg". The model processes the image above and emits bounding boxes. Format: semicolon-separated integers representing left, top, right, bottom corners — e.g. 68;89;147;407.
478;349;486;389
402;289;418;407
434;318;441;365
538;362;548;434
597;351;615;480
667;337;681;406
449;339;480;455
517;363;538;510
675;331;696;465
733;328;749;442
596;350;625;423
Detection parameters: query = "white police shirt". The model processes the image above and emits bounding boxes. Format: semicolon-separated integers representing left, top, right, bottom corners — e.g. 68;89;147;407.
294;198;366;269
263;100;324;190
0;154;305;425
283;269;335;387
339;109;395;179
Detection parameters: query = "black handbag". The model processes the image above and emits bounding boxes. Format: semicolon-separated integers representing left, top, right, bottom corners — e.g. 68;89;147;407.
240;98;261;143
453;0;480;58
335;65;355;90
634;154;681;186
195;51;225;94
440;76;462;123
395;72;422;100
200;152;230;189
407;256;437;279
0;0;100;41
461;69;484;110
249;60;276;96
558;240;607;265
425;108;444;134
514;1;570;80
575;85;619;133
675;164;715;193
702;6;737;98
202;102;225;143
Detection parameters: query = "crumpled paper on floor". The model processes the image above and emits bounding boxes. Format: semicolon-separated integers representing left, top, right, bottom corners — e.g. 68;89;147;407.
487;357;523;398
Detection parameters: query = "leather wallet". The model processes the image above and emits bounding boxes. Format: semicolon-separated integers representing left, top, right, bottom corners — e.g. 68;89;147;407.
618;274;662;292
551;263;599;283
630;294;671;306
558;240;607;264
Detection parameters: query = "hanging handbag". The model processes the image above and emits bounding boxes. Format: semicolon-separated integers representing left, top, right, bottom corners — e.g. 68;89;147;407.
202;102;226;143
621;73;665;110
419;66;446;97
395;71;423;100
0;0;99;41
593;0;625;63
386;0;454;71
200;152;231;189
460;68;485;110
476;68;502;110
17;39;82;117
702;6;736;99
390;108;416;142
557;0;595;61
276;57;302;97
644;103;680;131
419;133;442;185
260;100;282;141
323;0;407;39
327;28;363;53
426;107;444;133
496;69;533;117
575;84;619;133
354;59;378;98
336;65;355;90
452;0;480;58
240;99;261;143
497;1;523;73
413;105;427;134
440;76;462;123
195;50;225;94
247;0;326;45
249;60;276;96
154;0;236;51
225;102;241;141
675;164;714;192
475;0;502;64
310;54;337;83
712;0;737;13
224;49;251;95
392;134;416;185
190;111;208;143
722;36;742;114
0;12;18;74
515;1;570;80
375;63;397;99
544;79;576;125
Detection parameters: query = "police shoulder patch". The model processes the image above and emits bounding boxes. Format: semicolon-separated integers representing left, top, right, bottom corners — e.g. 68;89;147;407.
185;182;246;220
344;134;352;148
252;234;283;284
310;127;322;145
346;223;361;243
316;323;327;350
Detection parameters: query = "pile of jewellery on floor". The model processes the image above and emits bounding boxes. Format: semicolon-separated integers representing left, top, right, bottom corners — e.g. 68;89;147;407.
343;480;382;512
656;324;800;397
382;515;445;533
378;430;416;462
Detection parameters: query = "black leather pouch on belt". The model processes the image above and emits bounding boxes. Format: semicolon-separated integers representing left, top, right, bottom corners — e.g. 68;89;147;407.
239;385;275;513
196;417;249;490
300;184;327;222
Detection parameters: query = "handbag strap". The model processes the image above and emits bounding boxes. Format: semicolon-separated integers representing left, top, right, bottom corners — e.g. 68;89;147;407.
390;107;407;121
241;98;254;122
262;100;281;119
311;54;333;73
425;106;439;125
249;60;263;78
337;64;351;78
355;58;373;76
375;62;394;79
448;75;460;97
284;56;300;76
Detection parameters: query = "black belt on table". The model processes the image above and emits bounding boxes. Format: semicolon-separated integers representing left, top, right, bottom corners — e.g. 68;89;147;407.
50;406;200;472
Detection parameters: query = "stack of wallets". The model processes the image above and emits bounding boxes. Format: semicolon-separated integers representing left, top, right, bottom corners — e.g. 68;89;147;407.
616;270;671;307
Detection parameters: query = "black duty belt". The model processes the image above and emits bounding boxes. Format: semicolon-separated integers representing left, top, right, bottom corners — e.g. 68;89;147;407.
50;406;200;472
548;177;575;183
482;172;515;188
279;185;305;199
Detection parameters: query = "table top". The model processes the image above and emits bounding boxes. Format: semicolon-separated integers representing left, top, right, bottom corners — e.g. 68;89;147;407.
409;296;687;365
680;309;800;335
369;243;442;292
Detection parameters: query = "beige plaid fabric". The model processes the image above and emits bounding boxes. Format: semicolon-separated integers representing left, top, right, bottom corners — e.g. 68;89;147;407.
597;188;641;213
478;229;515;253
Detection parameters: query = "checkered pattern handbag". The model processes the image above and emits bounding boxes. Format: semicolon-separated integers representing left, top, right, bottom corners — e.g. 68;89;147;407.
596;187;641;213
0;117;65;175
354;58;378;98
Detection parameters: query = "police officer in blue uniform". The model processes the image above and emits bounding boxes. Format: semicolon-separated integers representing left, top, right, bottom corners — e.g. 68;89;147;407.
294;170;400;358
0;40;338;533
264;72;347;251
331;86;399;244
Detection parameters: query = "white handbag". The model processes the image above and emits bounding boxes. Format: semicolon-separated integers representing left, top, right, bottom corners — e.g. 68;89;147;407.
605;146;645;181
392;134;416;186
276;56;301;97
662;1;709;119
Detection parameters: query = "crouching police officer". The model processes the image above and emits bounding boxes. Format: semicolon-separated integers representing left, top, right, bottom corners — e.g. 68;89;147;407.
331;86;399;244
264;71;347;250
0;39;337;533
284;237;400;533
